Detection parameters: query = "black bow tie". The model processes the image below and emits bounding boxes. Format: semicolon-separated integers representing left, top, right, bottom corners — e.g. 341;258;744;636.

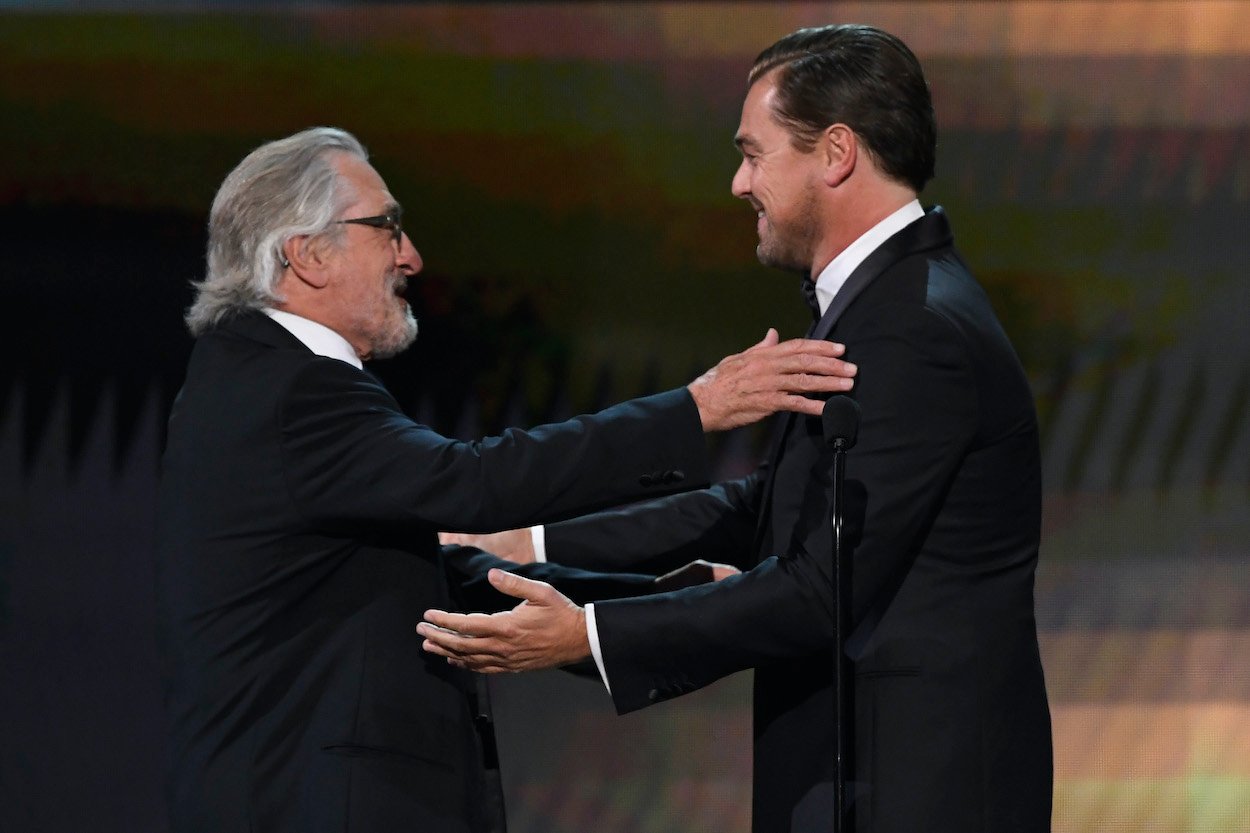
800;274;821;321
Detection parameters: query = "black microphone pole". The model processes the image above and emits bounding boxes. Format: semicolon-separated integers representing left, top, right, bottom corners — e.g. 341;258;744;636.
821;394;860;833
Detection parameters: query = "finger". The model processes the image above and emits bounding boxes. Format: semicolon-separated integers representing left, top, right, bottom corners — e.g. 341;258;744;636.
421;608;467;630
772;338;847;357
743;352;852;378
418;628;514;666
423;637;514;673
780;395;833;417
771;355;858;378
746;374;853;400
777;372;857;394
487;568;555;603
424;640;503;670
417;620;491;651
438;531;468;545
421;609;499;636
421;636;461;659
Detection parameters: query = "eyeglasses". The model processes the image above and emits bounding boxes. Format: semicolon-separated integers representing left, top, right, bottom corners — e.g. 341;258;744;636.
335;208;403;246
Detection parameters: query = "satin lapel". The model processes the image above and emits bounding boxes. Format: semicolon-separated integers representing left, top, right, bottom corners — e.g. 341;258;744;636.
811;206;953;341
751;207;952;558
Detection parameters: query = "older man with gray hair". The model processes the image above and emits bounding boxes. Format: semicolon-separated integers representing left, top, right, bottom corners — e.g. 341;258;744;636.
155;126;857;833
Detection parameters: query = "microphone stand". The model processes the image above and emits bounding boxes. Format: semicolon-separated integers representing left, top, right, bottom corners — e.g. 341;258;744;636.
822;395;860;833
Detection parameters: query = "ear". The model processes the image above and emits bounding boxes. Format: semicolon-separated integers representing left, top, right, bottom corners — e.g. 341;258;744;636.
821;124;857;188
283;235;331;290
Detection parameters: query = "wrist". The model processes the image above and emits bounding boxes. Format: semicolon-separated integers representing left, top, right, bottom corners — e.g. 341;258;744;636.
686;382;714;432
571;605;592;664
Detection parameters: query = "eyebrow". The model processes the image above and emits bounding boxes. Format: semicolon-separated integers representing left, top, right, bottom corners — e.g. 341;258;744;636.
734;134;760;153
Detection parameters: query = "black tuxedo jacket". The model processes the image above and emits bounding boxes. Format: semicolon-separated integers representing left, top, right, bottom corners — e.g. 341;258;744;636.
546;209;1053;832
155;310;710;833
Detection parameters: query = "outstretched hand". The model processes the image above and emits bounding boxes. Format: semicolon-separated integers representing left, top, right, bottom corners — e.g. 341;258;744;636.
417;569;590;673
688;328;857;432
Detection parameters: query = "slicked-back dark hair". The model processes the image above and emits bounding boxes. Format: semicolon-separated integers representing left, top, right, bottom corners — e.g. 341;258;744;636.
749;24;936;192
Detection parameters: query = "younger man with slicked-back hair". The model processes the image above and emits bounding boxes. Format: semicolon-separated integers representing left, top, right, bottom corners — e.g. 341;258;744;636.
423;26;1053;833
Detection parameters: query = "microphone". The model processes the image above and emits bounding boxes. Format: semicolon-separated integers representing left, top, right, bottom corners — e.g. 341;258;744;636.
821;393;860;833
822;395;860;450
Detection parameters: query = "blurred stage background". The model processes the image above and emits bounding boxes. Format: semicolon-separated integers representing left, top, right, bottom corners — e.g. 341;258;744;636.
1;2;1247;831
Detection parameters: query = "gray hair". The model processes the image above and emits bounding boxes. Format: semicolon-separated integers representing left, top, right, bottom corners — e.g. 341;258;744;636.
185;126;368;335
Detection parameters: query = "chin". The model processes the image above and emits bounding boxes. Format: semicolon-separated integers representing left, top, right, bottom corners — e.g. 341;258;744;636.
756;244;808;274
369;314;420;360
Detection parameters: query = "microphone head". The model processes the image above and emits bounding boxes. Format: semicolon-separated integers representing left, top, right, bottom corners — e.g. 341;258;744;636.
821;395;860;449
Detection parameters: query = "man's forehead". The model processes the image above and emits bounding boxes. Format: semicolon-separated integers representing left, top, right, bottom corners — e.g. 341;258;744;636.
334;153;397;209
744;76;779;119
735;77;781;147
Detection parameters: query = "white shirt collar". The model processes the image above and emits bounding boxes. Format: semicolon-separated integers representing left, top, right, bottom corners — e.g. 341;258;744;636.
263;308;363;369
812;200;925;316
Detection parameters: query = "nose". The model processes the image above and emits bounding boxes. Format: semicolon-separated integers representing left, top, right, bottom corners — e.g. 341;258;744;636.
396;232;423;274
731;159;751;199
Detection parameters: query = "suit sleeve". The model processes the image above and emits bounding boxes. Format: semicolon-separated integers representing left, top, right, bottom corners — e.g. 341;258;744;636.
594;301;980;713
541;472;764;574
277;359;710;532
440;545;657;612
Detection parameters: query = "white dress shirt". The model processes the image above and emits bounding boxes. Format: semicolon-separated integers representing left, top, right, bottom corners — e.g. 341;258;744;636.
263;308;363;369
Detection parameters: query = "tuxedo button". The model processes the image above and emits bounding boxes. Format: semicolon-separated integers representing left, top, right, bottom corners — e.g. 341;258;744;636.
663;470;685;484
648;688;661;701
639;474;656;487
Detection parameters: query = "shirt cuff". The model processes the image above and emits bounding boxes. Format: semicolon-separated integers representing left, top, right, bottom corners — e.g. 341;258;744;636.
530;525;547;564
584;603;611;695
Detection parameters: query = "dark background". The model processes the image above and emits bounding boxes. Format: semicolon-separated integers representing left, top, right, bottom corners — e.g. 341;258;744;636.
2;4;1248;831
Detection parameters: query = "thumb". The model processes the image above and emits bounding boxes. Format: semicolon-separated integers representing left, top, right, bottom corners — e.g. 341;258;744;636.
487;568;552;604
745;327;780;353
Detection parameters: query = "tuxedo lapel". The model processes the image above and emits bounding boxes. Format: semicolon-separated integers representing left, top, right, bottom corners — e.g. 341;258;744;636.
811;206;953;341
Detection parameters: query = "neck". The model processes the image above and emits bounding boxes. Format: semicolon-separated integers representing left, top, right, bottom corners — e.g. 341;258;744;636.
809;184;917;276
